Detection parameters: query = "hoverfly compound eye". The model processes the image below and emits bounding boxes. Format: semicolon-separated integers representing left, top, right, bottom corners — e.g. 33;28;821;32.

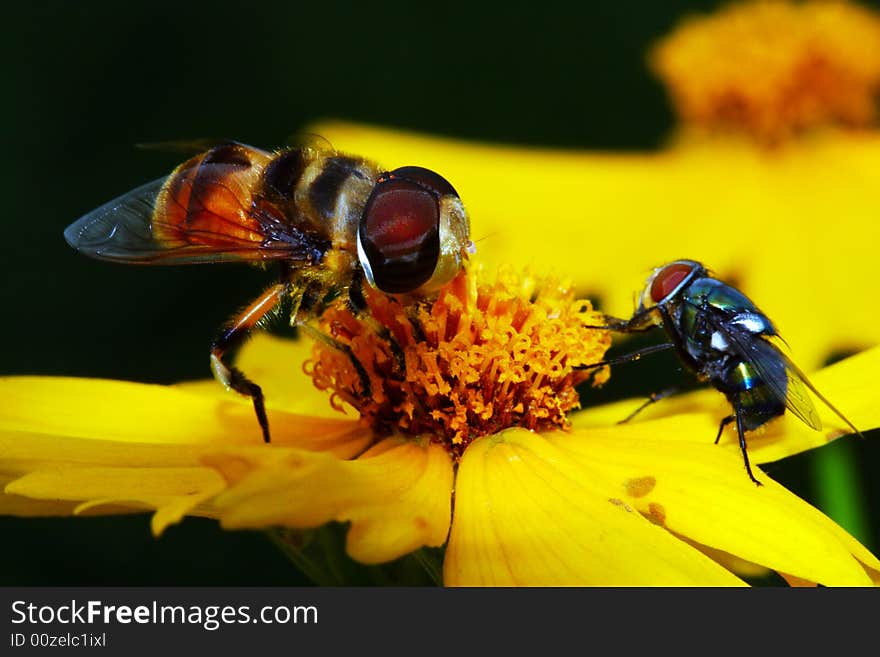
389;166;460;198
358;167;446;294
650;262;696;303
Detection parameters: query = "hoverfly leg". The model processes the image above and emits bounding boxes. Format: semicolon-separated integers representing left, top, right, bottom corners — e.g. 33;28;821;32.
406;311;427;343
373;324;406;374
346;270;406;374
347;268;368;314
619;388;678;424
210;283;288;444
346;346;373;398
299;322;373;400
224;367;269;444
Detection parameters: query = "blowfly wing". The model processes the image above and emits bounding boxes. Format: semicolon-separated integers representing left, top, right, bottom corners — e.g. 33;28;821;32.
720;326;822;430
64;144;316;265
765;339;823;430
767;337;862;436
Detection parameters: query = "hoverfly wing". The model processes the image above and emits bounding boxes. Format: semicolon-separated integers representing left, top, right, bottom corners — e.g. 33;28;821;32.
64;177;192;262
723;328;822;430
283;131;336;153
134;138;237;155
65;143;315;265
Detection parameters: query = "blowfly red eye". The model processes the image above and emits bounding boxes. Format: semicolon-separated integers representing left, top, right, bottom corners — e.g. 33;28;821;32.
650;262;694;302
359;176;440;294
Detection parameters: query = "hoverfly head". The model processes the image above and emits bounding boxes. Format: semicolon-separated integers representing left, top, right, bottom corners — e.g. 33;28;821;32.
357;166;470;296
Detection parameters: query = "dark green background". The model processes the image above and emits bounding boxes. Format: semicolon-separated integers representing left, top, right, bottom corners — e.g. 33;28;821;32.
3;0;878;584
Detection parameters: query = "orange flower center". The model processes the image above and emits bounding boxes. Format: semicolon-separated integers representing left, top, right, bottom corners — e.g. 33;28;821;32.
305;267;611;458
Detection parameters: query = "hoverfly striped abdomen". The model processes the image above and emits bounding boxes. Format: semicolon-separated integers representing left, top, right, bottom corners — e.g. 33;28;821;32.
262;149;309;201
155;143;273;250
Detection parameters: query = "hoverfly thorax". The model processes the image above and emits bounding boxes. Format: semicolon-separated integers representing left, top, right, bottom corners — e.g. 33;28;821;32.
357;166;471;296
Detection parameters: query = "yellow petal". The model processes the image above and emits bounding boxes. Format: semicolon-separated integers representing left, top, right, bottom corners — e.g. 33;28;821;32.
0;376;368;456
6;464;225;534
207;438;453;564
445;428;745;586
573;345;880;465
0;493;81;517
0;371;373;531
0;430;207;480
549;428;879;586
175;333;355;419
0;428;227;531
311;121;880;369
685;542;772;580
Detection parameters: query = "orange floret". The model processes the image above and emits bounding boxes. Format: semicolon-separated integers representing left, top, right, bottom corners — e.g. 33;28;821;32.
307;267;611;458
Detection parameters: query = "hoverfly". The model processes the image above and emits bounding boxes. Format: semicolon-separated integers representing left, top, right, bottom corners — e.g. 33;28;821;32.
582;259;860;484
64;141;473;442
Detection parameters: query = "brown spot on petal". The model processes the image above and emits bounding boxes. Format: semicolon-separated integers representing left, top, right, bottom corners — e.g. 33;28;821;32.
646;502;667;526
201;455;253;484
826;429;847;441
608;498;634;512
414;516;429;531
625;476;656;498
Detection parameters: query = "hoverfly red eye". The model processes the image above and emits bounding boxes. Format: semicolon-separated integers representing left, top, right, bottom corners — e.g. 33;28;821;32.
650;262;694;303
358;173;441;294
389;166;459;198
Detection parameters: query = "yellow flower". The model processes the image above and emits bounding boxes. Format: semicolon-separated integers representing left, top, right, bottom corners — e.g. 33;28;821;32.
4;0;879;587
1;265;878;586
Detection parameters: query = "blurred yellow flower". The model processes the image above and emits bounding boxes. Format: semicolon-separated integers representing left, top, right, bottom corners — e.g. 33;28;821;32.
651;0;880;142
1;266;878;586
